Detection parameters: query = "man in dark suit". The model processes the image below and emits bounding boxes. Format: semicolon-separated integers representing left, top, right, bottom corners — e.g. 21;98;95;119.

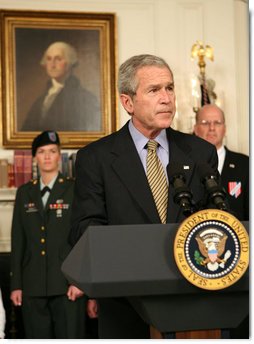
22;41;100;132
194;104;249;221
70;54;219;339
194;104;249;339
10;131;86;338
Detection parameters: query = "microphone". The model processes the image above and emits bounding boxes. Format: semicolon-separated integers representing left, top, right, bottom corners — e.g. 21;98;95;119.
198;163;228;211
167;163;195;217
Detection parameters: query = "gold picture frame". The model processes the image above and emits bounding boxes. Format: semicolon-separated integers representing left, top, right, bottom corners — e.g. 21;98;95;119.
0;9;117;148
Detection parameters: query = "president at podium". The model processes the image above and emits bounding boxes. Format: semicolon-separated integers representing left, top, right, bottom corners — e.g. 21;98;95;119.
69;54;221;339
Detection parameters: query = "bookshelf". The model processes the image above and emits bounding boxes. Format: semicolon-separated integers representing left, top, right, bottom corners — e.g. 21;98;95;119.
0;188;16;201
0;149;77;189
0;189;15;252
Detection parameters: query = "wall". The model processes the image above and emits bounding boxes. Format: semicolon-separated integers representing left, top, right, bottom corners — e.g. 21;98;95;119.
0;0;250;252
0;0;249;157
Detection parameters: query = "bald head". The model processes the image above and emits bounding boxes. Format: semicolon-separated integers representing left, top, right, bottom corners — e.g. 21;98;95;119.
196;104;225;123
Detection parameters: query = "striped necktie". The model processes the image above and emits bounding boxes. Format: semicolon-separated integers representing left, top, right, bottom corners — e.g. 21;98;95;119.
146;140;168;224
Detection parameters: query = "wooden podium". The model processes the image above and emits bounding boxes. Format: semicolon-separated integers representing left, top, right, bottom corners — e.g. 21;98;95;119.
62;223;249;339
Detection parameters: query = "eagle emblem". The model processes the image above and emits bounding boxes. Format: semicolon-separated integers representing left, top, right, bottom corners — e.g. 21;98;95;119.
195;228;231;272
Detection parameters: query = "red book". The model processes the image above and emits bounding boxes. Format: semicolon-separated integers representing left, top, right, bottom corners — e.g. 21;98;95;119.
8;163;15;188
23;150;32;183
14;150;24;187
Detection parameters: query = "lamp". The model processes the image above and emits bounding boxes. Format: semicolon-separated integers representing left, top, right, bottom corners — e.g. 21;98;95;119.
191;40;214;75
191;41;215;113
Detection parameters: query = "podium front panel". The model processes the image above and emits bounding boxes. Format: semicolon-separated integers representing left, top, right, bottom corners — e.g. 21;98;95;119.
62;223;249;333
62;223;248;297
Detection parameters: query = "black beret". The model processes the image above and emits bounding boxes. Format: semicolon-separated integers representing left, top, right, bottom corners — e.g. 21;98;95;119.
32;131;60;157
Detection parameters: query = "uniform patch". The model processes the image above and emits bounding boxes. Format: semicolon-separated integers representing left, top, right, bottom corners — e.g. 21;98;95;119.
228;181;242;198
49;202;70;218
24;203;38;212
49;203;69;209
174;209;249;290
48;131;57;142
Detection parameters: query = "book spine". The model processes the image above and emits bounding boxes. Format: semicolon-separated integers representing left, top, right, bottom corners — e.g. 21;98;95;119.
8;163;15;188
70;153;77;178
14;150;24;188
61;153;69;177
23;150;32;183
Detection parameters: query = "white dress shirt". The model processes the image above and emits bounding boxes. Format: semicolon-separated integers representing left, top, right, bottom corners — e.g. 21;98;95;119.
217;145;226;174
40;174;58;207
0;289;6;339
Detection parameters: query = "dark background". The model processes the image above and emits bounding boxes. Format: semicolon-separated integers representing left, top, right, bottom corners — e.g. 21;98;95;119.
0;252;98;338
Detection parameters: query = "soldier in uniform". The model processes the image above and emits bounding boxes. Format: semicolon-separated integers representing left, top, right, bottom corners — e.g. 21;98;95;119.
10;131;86;339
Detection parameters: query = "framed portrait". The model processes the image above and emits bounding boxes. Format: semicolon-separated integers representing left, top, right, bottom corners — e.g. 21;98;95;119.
0;9;117;148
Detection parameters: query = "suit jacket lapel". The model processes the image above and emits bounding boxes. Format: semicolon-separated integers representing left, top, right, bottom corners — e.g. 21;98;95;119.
166;128;195;223
28;181;44;218
221;147;230;179
110;124;197;224
111;123;161;223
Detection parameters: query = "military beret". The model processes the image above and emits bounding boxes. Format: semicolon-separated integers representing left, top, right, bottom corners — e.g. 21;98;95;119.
32;131;60;157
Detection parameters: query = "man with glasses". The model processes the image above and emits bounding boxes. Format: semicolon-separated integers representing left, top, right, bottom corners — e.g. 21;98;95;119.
194;104;249;222
194;104;249;339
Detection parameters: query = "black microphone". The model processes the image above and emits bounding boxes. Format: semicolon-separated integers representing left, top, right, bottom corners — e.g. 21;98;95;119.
198;163;228;211
167;163;195;217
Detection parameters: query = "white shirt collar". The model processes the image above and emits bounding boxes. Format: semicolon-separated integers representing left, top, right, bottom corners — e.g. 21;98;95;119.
217;145;226;174
40;173;58;190
128;119;169;152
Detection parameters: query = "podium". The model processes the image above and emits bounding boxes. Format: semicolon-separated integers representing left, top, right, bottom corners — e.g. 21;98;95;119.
62;223;249;336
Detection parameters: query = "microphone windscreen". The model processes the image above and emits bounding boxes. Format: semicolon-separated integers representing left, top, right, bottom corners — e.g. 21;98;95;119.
197;163;215;181
167;162;184;181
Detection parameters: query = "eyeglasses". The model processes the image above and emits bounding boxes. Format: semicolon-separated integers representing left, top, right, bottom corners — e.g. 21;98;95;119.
197;120;225;127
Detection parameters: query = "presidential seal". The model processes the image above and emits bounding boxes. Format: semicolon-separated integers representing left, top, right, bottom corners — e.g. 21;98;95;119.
174;209;249;290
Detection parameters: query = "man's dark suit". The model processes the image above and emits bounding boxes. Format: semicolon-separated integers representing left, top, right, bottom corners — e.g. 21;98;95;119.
70;121;218;339
11;173;86;338
221;147;249;221
221;147;249;339
22;75;100;132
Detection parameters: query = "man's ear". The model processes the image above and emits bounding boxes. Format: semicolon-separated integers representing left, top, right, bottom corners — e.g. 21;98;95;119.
120;94;134;114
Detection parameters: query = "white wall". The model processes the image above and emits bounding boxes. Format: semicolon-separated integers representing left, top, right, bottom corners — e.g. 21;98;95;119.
0;0;249;156
0;0;249;252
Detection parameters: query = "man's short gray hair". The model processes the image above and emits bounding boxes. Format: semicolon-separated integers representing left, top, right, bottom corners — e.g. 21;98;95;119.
40;41;78;67
118;54;174;97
